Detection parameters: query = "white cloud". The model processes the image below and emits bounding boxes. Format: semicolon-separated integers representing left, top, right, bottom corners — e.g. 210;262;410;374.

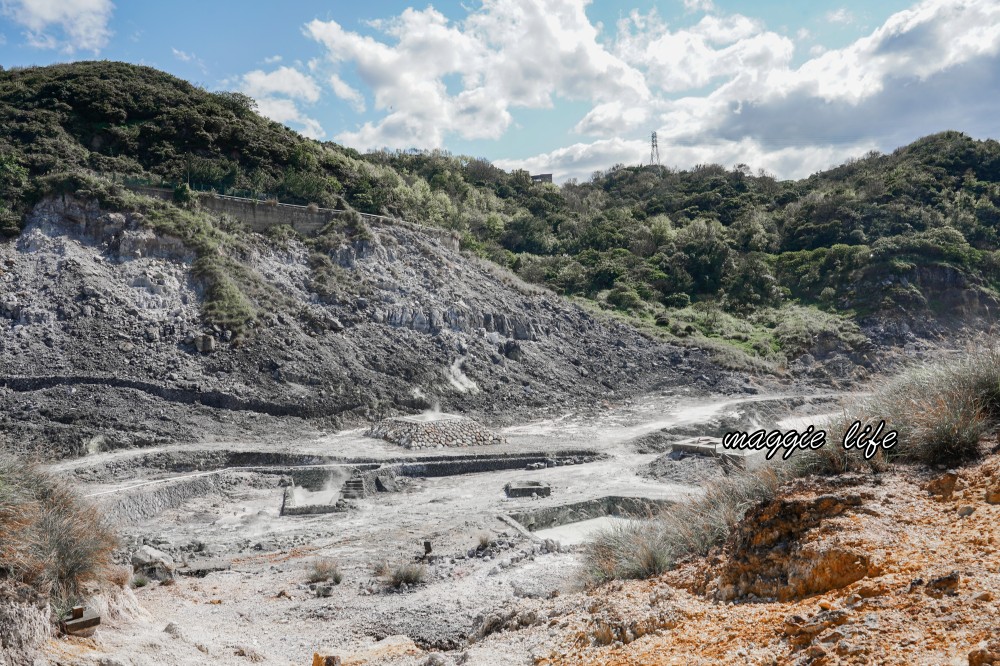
682;0;715;13
825;8;855;25
238;66;324;139
495;137;649;182
254;97;325;139
2;0;113;53
574;100;652;136
306;1;649;150
296;0;1000;180
241;66;321;103
614;11;794;94
499;136;877;184
329;74;366;113
264;55;283;64
508;0;1000;181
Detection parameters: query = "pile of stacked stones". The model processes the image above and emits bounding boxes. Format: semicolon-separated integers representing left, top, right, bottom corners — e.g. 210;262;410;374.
367;415;506;449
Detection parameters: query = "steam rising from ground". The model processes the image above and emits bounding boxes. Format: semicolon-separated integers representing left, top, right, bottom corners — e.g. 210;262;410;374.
447;356;480;394
291;469;349;505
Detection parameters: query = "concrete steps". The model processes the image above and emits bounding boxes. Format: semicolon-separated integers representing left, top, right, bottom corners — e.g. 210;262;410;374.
341;477;366;499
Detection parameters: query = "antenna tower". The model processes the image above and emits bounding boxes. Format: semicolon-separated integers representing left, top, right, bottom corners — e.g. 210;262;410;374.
650;131;660;167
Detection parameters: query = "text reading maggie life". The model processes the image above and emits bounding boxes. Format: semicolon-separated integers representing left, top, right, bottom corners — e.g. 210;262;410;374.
721;421;897;461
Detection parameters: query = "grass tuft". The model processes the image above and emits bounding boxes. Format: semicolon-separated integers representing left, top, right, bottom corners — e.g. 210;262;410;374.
0;454;118;606
306;558;342;585
388;563;425;588
809;344;1000;472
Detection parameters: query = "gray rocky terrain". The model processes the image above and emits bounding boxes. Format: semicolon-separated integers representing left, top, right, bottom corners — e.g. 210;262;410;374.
0;195;743;459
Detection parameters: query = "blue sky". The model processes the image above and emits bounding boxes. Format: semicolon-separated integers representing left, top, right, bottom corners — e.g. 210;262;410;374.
1;0;997;182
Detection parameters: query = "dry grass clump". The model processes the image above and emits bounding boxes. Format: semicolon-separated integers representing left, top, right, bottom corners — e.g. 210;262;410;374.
388;563;426;588
106;565;133;589
0;454;118;607
370;559;390;577
805;345;1000;473
584;468;785;583
306;558;342;584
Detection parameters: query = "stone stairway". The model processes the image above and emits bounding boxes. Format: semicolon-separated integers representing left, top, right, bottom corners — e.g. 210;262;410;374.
341;477;366;499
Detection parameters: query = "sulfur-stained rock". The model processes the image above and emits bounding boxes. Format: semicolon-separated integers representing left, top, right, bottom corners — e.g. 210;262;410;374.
926;471;960;500
969;640;1000;666
713;494;873;601
312;654;342;666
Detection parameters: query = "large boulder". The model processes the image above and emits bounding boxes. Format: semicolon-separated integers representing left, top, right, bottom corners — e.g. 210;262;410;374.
132;545;176;580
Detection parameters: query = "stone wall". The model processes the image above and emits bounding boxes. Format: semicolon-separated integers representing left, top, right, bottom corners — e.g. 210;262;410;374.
124;186;461;250
508;496;674;531
367;415;506;449
101;474;221;526
357;466;401;496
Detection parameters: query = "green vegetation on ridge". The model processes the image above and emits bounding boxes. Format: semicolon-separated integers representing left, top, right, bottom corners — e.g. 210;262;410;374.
4;61;1000;360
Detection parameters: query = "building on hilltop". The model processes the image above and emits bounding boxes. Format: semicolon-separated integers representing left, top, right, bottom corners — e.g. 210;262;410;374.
530;173;553;184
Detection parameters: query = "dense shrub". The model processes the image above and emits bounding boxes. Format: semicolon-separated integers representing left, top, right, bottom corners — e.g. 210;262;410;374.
0;454;118;607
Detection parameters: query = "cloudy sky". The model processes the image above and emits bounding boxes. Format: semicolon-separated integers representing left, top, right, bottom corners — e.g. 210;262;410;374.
1;0;998;182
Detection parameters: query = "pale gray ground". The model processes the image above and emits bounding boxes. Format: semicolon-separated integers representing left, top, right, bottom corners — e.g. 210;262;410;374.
41;390;844;666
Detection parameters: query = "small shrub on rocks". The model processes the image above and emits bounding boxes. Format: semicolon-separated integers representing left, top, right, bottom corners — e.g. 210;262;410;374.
389;563;425;589
371;560;389;577
307;558;342;584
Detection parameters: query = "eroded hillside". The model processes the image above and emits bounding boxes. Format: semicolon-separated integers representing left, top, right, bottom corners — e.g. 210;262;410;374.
0;194;740;458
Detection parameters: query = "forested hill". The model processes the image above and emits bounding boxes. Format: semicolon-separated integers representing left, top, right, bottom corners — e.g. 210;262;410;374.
3;61;1000;361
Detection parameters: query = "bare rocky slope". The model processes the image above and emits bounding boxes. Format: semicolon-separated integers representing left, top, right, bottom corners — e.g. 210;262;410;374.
0;195;743;459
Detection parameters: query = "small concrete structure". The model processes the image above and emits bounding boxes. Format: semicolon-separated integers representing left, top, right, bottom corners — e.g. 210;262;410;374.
672;436;766;470
61;606;100;635
504;481;551;498
280;485;348;516
367;413;506;449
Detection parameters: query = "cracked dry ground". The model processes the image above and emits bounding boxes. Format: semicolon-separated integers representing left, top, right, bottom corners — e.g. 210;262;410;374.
525;452;1000;665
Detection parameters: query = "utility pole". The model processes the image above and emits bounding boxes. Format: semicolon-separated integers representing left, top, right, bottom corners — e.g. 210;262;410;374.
650;131;660;167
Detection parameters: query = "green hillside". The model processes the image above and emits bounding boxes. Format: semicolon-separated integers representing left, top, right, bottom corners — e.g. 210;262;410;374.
3;61;1000;365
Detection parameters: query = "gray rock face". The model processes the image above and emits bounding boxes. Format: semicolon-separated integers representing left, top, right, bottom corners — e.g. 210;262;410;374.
0;195;735;458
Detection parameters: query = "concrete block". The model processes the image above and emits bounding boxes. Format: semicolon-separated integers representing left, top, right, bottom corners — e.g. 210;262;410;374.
505;481;551;498
61;606;100;634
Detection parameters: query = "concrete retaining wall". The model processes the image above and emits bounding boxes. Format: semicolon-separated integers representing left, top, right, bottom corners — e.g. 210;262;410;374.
125;186;461;250
508;496;674;532
99;474;221;526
